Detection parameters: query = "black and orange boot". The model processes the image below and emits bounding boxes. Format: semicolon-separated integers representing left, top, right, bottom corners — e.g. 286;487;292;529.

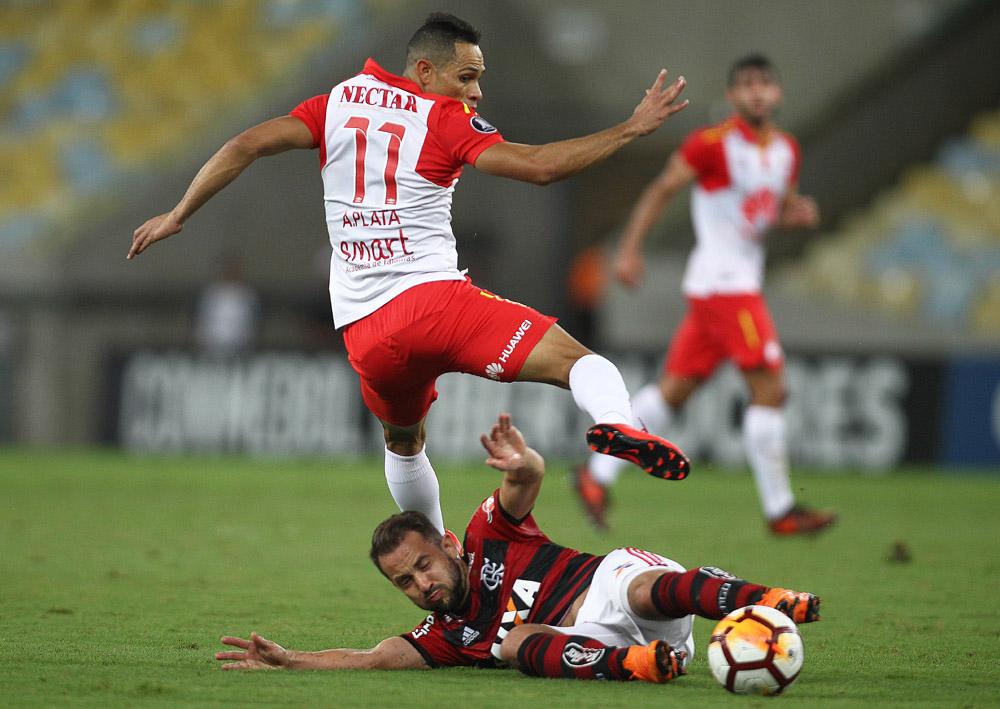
621;640;686;683
759;588;822;623
768;505;837;536
571;464;609;531
586;423;690;480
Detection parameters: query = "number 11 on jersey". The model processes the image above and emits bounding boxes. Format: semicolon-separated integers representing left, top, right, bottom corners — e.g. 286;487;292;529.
344;117;406;205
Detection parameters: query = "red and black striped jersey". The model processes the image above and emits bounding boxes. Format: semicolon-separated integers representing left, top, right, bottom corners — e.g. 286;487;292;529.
401;489;603;668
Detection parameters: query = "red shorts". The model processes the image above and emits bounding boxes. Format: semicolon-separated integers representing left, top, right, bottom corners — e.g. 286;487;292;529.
342;278;557;426
665;293;783;379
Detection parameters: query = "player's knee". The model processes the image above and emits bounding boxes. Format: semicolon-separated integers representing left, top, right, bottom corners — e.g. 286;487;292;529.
748;378;785;406
626;570;663;620
499;626;530;666
520;326;591;386
500;624;549;667
382;421;426;455
660;376;694;408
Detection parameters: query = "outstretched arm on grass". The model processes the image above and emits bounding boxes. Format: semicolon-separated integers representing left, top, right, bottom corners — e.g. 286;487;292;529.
215;631;428;671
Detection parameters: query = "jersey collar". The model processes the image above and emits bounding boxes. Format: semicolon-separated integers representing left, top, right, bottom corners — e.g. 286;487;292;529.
730;114;775;146
360;58;423;95
360;57;474;111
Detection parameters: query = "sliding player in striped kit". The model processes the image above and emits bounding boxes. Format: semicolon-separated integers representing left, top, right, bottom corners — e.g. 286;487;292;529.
216;413;820;682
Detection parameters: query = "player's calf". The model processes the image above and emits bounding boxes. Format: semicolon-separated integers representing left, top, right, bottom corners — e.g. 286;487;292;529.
514;631;685;683
642;566;821;623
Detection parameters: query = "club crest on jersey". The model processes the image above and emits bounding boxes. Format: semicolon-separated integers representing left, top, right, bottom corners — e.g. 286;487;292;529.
562;642;605;668
470;115;497;134
480;557;505;591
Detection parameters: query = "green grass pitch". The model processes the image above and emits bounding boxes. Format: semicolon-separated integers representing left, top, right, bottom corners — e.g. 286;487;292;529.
1;450;998;707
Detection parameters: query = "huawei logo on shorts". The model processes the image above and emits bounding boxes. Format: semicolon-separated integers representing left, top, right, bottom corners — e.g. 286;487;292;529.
485;362;504;380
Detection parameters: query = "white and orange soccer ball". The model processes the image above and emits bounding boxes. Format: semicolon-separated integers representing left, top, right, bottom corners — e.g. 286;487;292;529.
706;605;804;695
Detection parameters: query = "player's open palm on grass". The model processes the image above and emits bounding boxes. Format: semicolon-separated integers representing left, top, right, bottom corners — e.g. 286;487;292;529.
216;631;290;670
480;414;543;479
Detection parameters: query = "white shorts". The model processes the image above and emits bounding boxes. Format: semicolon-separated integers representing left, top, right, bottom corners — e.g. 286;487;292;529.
557;547;695;664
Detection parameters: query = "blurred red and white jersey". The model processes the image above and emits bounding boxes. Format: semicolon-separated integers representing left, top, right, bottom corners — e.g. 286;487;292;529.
291;59;504;327
679;115;800;297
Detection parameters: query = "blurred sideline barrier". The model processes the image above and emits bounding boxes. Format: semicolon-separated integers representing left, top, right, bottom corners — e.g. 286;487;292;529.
103;349;1000;468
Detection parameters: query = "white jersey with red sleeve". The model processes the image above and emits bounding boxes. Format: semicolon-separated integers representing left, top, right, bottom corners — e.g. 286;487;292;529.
678;115;800;297
289;58;505;327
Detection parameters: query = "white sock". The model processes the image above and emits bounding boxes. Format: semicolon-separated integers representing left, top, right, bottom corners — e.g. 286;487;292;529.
630;382;672;434
384;446;445;533
569;354;633;426
589;382;672;486
743;405;795;520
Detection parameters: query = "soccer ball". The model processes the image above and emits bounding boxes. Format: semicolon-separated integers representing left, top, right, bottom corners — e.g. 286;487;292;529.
706;605;804;695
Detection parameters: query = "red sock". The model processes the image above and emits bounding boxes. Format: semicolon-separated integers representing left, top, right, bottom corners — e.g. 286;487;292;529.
650;566;767;619
516;633;632;681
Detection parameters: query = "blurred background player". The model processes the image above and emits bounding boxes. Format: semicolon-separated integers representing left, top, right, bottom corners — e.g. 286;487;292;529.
575;55;836;535
192;256;259;357
215;413;820;679
128;13;691;535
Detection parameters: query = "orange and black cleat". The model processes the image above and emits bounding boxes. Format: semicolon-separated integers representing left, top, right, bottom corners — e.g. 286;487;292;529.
622;640;687;683
768;505;837;536
759;587;822;623
571;464;609;531
586;423;690;481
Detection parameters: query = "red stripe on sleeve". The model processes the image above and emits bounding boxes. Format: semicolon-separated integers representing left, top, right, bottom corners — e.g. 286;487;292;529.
289;94;329;166
679;125;730;191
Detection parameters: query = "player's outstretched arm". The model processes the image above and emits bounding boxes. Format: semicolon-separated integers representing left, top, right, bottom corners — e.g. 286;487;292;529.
127;116;315;260
215;632;428;671
473;70;688;185
615;150;697;288
479;413;544;520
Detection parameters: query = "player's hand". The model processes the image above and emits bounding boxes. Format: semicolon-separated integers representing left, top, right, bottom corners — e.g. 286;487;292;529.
480;413;544;479
780;195;819;229
128;211;184;259
614;246;645;288
628;70;689;137
215;632;291;670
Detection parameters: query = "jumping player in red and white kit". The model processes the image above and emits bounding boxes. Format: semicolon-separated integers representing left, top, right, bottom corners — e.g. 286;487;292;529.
215;413;821;682
575;55;836;535
129;14;693;534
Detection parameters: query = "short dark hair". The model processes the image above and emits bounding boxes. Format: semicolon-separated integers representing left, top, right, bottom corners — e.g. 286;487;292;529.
370;510;443;575
406;12;481;67
728;53;778;86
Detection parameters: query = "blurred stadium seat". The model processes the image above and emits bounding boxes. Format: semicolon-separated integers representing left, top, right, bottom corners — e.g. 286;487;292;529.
0;0;369;250
786;107;1000;335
